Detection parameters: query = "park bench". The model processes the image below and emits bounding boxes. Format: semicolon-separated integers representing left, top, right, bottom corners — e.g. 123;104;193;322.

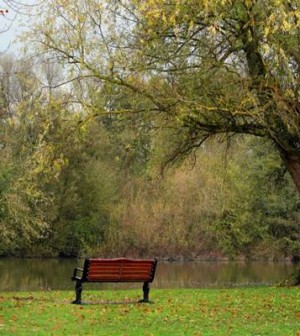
71;258;158;304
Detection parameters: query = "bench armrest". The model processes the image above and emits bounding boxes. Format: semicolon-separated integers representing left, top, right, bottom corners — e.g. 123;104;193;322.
71;267;84;281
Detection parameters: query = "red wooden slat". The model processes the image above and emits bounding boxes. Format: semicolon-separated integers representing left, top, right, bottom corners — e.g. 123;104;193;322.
87;276;148;280
88;272;150;277
89;258;154;262
87;271;151;276
88;263;153;267
88;266;153;272
89;262;153;267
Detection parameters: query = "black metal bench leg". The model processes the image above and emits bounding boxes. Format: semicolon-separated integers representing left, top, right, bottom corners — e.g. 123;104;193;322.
139;281;150;303
72;280;83;304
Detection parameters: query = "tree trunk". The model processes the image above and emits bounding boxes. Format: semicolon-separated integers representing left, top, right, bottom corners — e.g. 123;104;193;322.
278;147;300;195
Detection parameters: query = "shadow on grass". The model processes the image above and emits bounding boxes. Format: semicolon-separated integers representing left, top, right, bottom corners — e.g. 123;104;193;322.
8;295;155;305
71;300;155;305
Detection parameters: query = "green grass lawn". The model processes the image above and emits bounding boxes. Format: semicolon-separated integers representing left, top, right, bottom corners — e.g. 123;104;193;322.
0;287;299;335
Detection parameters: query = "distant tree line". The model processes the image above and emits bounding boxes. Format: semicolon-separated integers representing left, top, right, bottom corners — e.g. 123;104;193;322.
0;55;298;259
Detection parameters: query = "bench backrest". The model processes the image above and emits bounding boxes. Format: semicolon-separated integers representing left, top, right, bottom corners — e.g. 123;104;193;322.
82;258;157;283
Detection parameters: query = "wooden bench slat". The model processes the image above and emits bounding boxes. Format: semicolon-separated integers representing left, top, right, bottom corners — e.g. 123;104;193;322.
87;274;151;278
88;266;154;272
88;261;154;265
88;262;154;267
88;260;154;265
88;277;152;282
89;267;152;272
88;274;149;281
88;269;152;273
88;264;154;268
87;273;152;278
88;258;154;261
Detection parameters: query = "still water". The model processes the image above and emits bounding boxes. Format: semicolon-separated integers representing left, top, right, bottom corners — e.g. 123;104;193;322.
0;258;293;292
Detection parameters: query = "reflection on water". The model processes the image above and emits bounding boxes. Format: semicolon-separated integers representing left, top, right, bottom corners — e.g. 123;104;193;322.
0;258;293;292
156;261;292;288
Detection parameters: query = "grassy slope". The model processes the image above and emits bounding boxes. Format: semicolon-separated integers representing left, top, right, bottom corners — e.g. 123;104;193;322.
0;287;299;335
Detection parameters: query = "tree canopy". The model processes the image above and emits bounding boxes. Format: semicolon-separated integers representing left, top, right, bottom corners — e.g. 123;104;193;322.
24;0;300;195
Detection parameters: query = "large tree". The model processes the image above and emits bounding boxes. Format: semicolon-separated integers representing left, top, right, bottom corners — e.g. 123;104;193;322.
27;0;300;194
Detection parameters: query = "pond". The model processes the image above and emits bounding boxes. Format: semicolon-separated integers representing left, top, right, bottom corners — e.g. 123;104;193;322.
0;258;294;292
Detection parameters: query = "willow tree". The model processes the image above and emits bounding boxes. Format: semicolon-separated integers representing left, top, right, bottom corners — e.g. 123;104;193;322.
27;0;300;195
